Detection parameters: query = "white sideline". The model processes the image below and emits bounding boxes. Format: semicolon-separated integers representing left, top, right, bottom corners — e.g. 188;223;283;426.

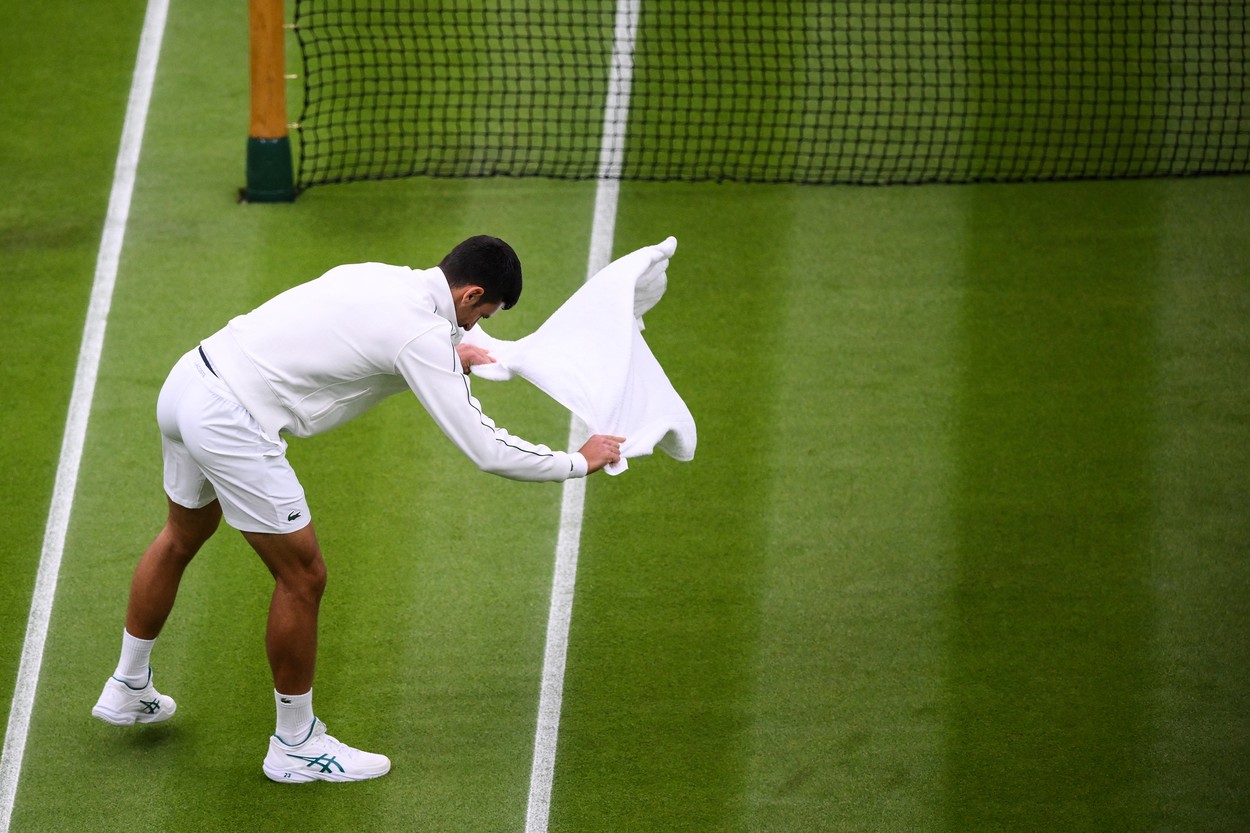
523;2;640;831
0;2;169;830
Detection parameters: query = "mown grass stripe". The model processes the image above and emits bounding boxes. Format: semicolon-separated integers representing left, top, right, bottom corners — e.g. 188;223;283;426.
525;3;641;832
946;181;1159;830
0;2;168;830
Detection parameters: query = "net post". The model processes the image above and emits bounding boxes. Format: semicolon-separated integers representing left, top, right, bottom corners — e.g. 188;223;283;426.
244;0;295;202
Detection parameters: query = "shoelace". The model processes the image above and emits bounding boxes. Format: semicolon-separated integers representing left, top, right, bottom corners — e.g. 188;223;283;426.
319;733;362;759
303;724;363;760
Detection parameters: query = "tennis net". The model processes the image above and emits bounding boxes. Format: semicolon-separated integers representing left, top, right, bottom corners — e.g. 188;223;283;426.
290;1;1249;189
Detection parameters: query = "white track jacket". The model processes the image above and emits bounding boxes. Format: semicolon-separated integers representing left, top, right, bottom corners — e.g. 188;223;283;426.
199;263;587;481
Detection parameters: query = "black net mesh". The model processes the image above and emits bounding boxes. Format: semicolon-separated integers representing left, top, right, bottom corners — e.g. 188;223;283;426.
291;1;1250;189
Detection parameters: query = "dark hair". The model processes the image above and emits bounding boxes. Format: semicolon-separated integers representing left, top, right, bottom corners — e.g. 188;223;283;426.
438;235;523;310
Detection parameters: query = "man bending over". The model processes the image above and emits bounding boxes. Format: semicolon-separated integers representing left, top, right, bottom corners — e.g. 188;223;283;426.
92;236;623;783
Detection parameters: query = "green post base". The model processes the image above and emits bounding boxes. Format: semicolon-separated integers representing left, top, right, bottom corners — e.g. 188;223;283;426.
244;136;296;202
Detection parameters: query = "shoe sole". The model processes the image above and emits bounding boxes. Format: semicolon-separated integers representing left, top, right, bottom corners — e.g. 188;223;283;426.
262;761;391;784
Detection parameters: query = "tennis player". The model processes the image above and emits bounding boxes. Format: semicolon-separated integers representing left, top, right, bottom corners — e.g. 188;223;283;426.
91;236;624;783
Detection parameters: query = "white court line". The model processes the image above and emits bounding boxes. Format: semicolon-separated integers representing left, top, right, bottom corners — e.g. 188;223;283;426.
0;2;169;830
523;2;640;831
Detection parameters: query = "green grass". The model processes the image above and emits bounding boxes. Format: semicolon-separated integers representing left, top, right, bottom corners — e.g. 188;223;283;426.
0;0;149;745
3;1;1250;832
947;182;1161;829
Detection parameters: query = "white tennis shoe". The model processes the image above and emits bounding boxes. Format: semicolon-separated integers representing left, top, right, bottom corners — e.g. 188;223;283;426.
263;718;391;783
91;670;177;726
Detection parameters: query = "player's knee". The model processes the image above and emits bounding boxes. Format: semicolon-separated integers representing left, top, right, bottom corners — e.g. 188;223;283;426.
279;553;327;604
304;556;328;599
247;525;327;604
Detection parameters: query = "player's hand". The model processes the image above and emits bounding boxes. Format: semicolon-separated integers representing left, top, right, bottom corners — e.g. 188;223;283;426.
456;343;496;375
580;434;626;474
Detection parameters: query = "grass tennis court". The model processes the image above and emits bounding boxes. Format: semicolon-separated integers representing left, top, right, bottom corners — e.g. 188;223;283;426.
3;1;1249;831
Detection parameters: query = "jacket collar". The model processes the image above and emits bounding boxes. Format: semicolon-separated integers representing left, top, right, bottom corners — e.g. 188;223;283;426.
428;267;464;344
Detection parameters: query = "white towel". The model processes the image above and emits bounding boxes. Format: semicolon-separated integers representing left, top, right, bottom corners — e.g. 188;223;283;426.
464;236;696;475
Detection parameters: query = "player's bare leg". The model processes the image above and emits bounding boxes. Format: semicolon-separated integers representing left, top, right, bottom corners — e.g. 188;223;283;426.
245;524;390;782
93;498;220;725
243;524;326;695
125;498;223;638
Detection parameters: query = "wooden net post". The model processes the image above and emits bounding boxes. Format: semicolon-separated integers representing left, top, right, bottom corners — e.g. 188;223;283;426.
244;0;295;201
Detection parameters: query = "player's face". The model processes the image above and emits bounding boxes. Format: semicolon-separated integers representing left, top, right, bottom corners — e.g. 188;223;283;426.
459;297;504;330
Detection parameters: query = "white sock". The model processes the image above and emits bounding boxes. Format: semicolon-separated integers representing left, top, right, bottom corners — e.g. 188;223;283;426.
274;688;315;746
112;629;155;689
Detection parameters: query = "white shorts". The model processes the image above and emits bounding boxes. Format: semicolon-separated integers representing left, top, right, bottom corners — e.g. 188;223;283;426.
156;348;311;534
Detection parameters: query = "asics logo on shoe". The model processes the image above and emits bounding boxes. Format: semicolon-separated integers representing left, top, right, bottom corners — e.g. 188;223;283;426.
287;511;302;522
288;753;344;774
139;699;161;714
